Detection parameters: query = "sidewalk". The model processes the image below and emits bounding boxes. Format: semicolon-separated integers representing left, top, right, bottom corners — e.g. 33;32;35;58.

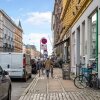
19;68;100;100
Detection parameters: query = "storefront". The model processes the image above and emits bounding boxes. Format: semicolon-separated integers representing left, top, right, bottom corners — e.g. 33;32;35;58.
71;0;100;78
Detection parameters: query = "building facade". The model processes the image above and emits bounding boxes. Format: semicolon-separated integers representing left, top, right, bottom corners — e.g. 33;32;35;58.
52;0;62;56
23;44;40;59
14;21;23;53
0;9;23;53
52;0;100;78
71;0;100;78
0;10;15;52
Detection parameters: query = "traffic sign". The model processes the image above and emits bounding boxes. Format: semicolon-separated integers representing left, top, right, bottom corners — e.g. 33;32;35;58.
41;37;47;44
41;44;47;50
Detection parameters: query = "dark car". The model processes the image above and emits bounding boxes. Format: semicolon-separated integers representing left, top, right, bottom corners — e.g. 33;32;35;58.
0;66;12;100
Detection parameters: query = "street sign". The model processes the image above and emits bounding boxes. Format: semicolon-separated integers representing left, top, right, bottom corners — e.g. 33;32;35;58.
41;44;47;50
44;51;48;54
41;37;47;44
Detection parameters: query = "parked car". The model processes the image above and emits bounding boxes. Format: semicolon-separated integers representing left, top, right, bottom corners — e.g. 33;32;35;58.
0;66;12;100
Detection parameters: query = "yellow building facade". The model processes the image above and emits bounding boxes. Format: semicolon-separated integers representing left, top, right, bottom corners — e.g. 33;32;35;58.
52;0;100;79
59;0;92;42
14;23;23;53
53;0;93;60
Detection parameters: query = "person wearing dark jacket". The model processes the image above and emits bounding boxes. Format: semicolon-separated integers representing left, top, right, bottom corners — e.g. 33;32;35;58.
31;60;37;74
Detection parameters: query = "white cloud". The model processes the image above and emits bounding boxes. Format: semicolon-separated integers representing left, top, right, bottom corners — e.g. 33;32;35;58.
25;11;52;25
23;32;53;55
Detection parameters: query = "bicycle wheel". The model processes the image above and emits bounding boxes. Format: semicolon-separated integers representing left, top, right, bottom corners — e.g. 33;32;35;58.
74;75;87;89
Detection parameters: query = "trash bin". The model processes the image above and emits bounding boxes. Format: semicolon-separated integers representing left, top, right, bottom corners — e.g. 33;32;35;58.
62;69;69;79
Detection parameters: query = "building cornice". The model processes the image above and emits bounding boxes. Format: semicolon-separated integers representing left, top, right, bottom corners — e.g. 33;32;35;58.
0;9;23;32
60;0;71;21
56;0;93;46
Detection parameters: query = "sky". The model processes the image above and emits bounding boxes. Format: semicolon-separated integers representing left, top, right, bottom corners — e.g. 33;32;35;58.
0;0;54;55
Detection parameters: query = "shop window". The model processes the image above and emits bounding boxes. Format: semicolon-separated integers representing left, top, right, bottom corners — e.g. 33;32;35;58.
89;13;96;58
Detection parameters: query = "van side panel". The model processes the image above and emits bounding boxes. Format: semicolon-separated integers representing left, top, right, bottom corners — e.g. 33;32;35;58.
11;54;23;68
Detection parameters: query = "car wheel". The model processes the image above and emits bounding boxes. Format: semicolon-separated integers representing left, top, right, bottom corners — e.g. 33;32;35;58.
7;88;11;100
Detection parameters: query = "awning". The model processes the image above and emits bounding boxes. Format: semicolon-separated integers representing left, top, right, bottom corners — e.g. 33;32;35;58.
54;39;67;48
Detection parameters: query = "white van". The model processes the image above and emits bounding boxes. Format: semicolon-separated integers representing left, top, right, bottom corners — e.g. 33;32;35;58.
0;52;32;81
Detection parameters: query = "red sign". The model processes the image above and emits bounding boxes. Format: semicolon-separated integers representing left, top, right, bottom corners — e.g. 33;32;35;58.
41;38;47;44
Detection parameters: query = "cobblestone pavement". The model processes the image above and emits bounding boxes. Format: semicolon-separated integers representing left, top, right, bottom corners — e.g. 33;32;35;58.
19;68;100;100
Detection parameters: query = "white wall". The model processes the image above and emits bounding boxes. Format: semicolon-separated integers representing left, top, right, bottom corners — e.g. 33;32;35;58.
71;0;100;75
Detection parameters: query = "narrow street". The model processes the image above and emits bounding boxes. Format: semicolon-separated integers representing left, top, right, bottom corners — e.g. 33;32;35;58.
0;1;100;100
18;68;100;100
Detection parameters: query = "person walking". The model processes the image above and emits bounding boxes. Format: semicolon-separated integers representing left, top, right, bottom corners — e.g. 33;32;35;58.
36;59;42;77
31;60;37;74
44;57;53;79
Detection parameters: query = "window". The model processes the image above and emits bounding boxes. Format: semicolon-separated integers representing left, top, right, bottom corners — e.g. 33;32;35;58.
89;13;96;58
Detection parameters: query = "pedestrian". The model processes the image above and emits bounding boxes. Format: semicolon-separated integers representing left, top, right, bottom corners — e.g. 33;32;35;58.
44;57;53;79
31;60;37;74
36;59;42;77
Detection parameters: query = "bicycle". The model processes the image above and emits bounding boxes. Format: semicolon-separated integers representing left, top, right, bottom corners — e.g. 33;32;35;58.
74;63;98;89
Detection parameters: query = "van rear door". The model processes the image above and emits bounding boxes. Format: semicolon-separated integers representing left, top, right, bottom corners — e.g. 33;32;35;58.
10;53;23;77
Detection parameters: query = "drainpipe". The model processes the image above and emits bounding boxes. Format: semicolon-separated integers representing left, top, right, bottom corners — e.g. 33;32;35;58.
96;10;98;72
